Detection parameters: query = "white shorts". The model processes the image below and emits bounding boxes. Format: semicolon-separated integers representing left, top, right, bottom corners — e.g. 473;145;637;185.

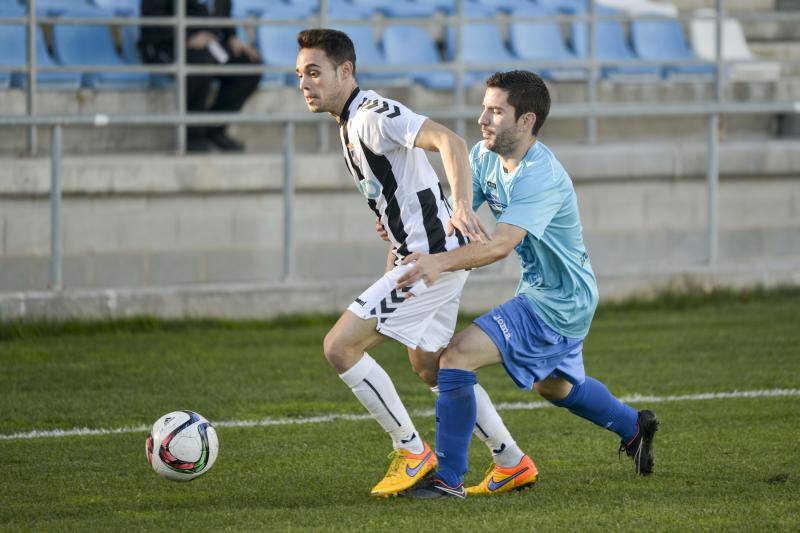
347;263;470;353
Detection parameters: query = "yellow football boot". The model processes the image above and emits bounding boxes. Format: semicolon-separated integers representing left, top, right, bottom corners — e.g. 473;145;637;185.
466;454;538;496
370;441;437;498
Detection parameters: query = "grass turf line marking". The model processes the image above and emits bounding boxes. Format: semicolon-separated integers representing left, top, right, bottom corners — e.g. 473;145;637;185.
2;388;798;441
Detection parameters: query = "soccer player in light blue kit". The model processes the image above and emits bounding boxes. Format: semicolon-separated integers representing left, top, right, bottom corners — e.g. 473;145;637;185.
398;71;659;499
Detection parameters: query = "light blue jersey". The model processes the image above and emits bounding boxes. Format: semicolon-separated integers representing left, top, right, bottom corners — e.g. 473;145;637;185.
470;140;598;339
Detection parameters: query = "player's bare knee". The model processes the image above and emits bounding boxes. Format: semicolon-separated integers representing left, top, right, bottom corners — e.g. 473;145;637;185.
413;365;438;387
535;379;572;401
322;331;351;371
439;342;467;370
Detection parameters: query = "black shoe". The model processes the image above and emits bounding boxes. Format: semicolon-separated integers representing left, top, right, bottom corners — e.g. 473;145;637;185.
401;476;466;499
187;137;214;153
620;410;659;475
207;131;245;152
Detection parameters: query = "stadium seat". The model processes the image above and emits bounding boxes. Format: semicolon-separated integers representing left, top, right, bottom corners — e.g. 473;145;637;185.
446;23;516;86
412;0;457;15
90;0;140;16
21;0;104;17
0;23;82;90
510;4;587;81
332;24;412;87
349;0;437;18
257;24;303;87
631;17;714;80
52;9;150;89
689;9;781;82
474;0;538;14
598;0;678;18
537;0;587;14
321;0;374;20
383;25;452;90
571;7;662;81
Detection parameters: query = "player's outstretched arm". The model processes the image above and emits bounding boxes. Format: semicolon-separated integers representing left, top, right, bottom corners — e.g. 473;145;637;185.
396;223;527;288
413;119;490;243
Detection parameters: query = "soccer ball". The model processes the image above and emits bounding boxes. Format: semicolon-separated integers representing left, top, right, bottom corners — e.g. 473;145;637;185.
146;410;218;482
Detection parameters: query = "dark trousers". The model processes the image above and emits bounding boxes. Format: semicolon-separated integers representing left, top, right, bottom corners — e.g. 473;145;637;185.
186;45;260;139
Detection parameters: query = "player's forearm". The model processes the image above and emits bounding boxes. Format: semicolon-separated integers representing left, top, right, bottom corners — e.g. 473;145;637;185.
435;239;508;273
438;134;472;210
386;247;396;273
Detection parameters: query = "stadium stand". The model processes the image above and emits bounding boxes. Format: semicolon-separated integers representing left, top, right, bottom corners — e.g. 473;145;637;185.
349;0;438;18
690;9;782;82
446;23;516;86
631;17;714;80
2;24;82;89
509;3;588;81
571;6;662;80
332;24;412;86
52;7;150;89
598;0;679;17
90;0;140;16
256;24;303;87
383;24;453;89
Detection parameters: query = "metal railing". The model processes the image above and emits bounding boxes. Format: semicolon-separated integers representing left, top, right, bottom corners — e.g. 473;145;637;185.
1;0;799;290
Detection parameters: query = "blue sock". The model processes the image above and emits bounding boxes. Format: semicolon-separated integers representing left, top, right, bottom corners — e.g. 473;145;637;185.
551;377;639;442
435;369;478;487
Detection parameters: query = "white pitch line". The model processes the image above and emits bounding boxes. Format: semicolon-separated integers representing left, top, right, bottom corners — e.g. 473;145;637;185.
1;388;798;442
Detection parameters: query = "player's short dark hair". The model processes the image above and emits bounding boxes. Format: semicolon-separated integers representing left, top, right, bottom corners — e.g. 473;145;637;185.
297;28;357;75
486;70;550;136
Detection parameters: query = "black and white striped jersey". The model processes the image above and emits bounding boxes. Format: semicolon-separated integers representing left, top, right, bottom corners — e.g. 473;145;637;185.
338;87;465;261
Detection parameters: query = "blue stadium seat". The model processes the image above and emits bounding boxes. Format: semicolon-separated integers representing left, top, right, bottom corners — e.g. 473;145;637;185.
413;0;496;16
350;0;437;18
631;18;714;80
0;24;82;90
20;0;103;17
90;0;139;16
257;24;303;87
571;8;662;80
411;0;456;15
52;9;150;89
383;25;452;90
321;0;374;20
446;23;516;86
510;4;587;81
537;0;587;14
333;24;412;87
474;0;537;14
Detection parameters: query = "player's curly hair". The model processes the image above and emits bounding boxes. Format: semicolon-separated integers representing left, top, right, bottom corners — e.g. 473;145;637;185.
297;28;357;75
486;70;550;136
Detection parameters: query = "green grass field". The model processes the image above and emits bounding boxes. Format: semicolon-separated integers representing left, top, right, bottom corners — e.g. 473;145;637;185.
2;290;799;531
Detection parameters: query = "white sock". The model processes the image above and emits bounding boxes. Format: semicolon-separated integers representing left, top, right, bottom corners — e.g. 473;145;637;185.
473;384;525;468
340;353;423;454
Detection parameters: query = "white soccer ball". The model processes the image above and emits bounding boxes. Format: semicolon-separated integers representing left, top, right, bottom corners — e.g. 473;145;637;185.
146;410;218;482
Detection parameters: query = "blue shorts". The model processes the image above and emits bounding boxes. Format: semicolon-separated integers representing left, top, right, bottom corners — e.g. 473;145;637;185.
474;295;586;390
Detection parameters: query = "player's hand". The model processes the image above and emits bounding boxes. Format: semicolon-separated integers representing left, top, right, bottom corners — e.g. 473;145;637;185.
449;205;491;244
187;31;217;50
375;217;390;242
397;253;443;289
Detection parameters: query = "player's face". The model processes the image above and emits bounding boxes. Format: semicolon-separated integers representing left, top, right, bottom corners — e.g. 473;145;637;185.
295;48;348;114
478;87;524;156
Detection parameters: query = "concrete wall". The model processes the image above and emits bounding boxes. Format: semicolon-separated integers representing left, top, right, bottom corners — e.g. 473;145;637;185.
2;140;799;296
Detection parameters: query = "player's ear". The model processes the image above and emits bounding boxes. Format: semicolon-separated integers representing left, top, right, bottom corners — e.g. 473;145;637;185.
339;60;354;80
520;112;537;135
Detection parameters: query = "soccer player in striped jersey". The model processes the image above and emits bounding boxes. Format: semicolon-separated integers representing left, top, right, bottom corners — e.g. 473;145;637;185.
398;71;659;499
295;29;538;497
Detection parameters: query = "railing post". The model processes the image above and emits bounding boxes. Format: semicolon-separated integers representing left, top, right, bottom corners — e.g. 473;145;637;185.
50;125;62;291
706;0;723;267
585;0;597;144
454;0;466;138
175;0;187;154
282;122;296;282
26;0;37;156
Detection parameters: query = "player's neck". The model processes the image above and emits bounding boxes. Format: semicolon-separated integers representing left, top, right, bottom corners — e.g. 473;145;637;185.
500;137;537;174
331;83;360;123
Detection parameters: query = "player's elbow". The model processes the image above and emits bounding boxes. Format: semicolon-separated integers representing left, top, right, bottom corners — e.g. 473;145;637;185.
490;239;515;262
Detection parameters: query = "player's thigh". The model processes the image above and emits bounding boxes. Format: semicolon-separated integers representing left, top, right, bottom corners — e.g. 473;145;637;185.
406;347;442;387
323;310;386;371
440;324;503;371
